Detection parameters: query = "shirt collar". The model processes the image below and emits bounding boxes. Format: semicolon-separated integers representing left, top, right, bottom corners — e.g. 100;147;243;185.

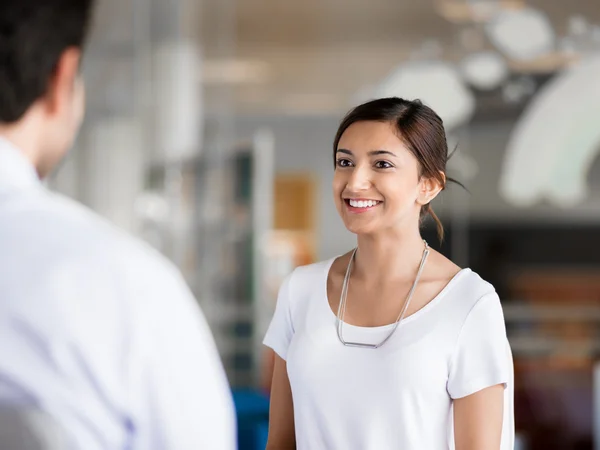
0;136;41;190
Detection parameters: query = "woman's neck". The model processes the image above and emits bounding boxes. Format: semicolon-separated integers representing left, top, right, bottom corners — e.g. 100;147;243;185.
353;227;428;282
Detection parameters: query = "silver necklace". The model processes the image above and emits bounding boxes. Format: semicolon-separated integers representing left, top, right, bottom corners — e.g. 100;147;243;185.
336;240;430;349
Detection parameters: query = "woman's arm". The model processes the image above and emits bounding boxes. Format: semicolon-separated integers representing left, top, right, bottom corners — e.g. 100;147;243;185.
266;354;296;450
454;384;504;450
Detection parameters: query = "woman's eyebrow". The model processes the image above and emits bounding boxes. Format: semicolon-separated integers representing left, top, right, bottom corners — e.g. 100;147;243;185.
368;150;397;157
336;149;397;157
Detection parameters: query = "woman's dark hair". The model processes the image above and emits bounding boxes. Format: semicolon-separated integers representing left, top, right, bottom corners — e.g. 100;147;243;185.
333;97;462;242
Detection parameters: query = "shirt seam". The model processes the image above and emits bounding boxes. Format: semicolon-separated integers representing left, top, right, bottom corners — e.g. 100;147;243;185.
286;268;297;335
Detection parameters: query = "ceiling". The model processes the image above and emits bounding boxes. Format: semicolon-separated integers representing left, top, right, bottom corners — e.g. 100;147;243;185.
85;0;600;118
198;0;600;116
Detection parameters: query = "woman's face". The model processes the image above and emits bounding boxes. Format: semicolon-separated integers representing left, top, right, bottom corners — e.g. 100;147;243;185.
333;120;430;236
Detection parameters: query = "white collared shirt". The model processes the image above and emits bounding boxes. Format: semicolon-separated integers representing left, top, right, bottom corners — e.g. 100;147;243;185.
0;137;236;450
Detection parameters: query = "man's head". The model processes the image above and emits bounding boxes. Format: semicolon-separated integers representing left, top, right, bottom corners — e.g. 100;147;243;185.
0;0;94;177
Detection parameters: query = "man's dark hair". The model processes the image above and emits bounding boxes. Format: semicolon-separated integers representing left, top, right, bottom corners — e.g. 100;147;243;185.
0;0;94;123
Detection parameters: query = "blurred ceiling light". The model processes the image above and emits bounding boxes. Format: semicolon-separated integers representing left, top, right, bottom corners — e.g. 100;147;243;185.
446;148;479;181
499;55;600;207
374;60;475;131
501;76;535;103
467;0;509;20
460;51;508;90
559;37;579;56
436;0;524;24
501;84;522;104
563;17;600;56
485;7;555;61
568;15;590;37
413;39;444;60
201;59;270;85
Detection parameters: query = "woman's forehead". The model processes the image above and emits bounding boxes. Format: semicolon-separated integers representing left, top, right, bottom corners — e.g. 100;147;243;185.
337;121;409;154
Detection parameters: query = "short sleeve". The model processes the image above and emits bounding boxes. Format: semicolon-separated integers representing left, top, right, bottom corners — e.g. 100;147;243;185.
263;272;295;360
447;292;513;399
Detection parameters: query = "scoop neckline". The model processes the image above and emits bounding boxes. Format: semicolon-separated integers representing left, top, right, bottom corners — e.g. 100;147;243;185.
321;256;471;332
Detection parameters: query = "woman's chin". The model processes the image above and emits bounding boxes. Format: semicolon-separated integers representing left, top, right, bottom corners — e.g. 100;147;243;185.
344;221;379;236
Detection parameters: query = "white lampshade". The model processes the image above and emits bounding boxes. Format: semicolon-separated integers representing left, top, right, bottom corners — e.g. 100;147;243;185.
486;8;555;61
460;51;509;90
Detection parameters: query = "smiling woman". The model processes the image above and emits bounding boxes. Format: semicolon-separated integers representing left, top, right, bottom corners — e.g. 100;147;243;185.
332;97;457;241
264;97;514;450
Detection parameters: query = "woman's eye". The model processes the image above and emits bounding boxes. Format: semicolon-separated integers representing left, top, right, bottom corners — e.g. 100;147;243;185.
336;159;352;168
375;160;393;169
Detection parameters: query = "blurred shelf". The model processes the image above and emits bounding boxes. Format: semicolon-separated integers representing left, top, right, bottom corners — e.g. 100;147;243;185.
504;303;600;321
509;335;599;356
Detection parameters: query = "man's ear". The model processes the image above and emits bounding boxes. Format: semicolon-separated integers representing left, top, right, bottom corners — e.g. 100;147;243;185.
43;47;81;115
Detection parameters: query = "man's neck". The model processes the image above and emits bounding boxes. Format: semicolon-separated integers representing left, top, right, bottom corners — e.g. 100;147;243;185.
0;122;44;177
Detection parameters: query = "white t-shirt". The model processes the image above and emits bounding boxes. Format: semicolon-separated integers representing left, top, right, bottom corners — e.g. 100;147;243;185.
263;258;514;450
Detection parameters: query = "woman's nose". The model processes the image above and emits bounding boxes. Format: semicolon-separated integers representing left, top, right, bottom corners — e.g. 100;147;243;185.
346;166;372;192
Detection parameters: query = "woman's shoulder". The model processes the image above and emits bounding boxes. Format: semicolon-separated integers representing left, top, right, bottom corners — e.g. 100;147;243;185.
438;268;506;341
289;257;338;283
275;259;335;311
282;254;351;296
445;267;502;320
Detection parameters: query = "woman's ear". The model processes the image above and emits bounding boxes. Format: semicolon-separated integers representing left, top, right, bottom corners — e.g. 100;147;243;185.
417;172;445;206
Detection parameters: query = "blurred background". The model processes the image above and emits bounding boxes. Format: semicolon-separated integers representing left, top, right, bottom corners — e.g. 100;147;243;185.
46;0;600;448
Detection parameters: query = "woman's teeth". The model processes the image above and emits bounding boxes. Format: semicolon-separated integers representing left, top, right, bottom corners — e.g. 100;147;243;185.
349;199;379;208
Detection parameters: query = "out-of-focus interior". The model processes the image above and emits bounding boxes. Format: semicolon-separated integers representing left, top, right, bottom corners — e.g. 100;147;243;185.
47;0;600;448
